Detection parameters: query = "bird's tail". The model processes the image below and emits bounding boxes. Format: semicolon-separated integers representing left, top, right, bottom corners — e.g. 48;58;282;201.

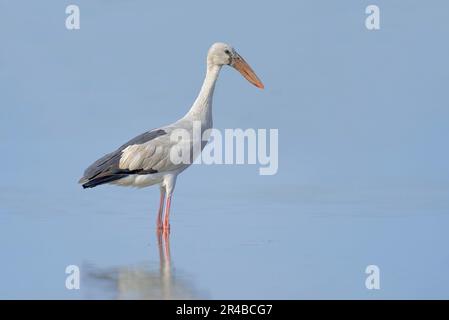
79;174;127;189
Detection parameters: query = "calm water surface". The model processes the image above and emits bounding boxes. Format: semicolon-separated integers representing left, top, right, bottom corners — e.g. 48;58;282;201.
1;183;449;299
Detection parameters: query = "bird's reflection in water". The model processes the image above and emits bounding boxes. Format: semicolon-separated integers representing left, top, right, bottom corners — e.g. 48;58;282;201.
85;231;200;299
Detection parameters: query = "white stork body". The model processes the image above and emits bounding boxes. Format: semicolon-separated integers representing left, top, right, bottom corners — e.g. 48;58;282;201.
79;42;263;232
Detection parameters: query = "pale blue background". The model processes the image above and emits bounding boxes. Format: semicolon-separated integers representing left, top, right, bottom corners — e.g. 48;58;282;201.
0;0;448;299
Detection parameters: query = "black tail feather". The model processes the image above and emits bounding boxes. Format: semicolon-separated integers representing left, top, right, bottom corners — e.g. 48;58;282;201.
82;174;129;189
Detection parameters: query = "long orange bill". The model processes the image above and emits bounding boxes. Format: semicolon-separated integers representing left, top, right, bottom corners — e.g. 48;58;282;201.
232;54;264;89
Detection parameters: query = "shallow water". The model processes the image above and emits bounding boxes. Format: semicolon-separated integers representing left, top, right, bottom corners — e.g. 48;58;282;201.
1;183;449;299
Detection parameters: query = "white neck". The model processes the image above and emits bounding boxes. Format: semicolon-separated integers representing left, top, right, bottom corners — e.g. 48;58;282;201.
183;64;221;125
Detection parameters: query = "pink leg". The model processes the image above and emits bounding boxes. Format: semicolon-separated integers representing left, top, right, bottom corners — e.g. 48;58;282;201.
163;194;172;231
156;188;166;230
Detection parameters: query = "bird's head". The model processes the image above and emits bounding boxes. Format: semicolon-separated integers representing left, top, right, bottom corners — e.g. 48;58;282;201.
207;42;264;89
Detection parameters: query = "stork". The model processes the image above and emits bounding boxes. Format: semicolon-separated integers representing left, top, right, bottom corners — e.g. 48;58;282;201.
79;42;264;232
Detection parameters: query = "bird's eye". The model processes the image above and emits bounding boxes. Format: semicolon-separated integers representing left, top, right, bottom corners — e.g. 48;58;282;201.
224;49;231;55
